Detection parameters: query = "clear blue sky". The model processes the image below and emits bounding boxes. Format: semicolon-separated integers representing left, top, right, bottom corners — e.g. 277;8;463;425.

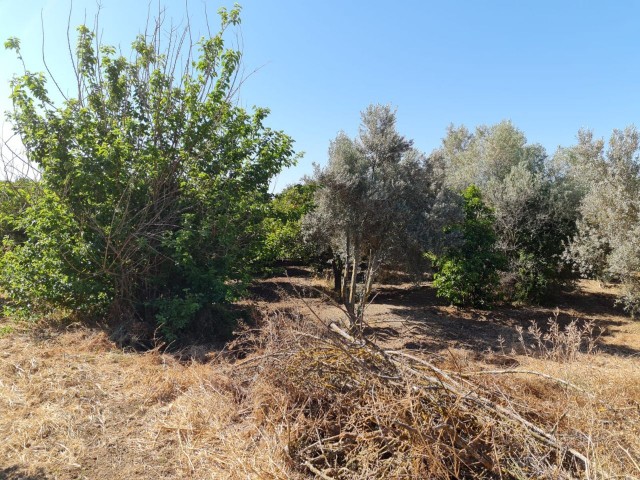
1;1;639;189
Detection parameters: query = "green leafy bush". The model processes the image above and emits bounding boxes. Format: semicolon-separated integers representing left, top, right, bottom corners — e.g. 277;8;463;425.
441;122;579;303
259;183;318;266
0;178;36;245
1;7;296;339
510;251;554;304
431;185;505;307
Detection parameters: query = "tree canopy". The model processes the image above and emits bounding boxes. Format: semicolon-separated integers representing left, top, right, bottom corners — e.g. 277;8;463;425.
1;6;296;340
1;6;639;339
440;121;579;302
563;126;640;315
304;104;455;332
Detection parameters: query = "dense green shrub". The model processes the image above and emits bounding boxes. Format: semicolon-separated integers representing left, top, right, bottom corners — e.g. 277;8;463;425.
509;251;554;304
1;7;296;339
259;183;318;266
430;185;505;307
441;122;579;303
0;178;36;245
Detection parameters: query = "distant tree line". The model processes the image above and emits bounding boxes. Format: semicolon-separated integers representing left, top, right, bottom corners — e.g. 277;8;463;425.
293;109;640;325
1;7;639;342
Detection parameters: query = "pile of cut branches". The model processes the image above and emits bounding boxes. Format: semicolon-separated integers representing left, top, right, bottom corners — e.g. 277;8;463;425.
252;316;593;479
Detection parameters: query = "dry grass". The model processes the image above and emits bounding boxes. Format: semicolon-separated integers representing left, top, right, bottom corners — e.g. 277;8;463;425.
268;317;638;479
515;310;601;362
1;281;639;479
448;349;640;479
0;324;301;479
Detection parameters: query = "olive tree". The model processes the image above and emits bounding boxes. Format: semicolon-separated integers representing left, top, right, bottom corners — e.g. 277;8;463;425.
1;6;297;340
303;105;455;333
564;127;640;315
441;121;578;302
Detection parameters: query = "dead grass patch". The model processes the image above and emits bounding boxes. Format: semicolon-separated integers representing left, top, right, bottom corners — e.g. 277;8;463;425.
0;285;638;479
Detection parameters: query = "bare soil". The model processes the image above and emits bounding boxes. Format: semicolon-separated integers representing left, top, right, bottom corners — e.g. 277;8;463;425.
251;268;640;356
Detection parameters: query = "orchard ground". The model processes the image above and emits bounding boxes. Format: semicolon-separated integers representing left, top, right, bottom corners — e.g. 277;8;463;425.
0;268;639;479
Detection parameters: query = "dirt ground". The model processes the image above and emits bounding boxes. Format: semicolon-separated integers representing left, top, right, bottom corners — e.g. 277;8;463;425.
0;268;639;479
250;267;640;357
248;269;640;478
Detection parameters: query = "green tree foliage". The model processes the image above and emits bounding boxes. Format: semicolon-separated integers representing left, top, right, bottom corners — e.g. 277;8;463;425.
441;121;578;302
430;185;505;306
0;177;36;245
260;183;318;265
1;7;296;339
304;105;456;332
563;127;640;315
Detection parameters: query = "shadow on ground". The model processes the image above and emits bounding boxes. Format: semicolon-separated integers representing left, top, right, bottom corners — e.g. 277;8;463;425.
248;266;337;303
366;282;640;358
248;279;334;303
0;466;51;480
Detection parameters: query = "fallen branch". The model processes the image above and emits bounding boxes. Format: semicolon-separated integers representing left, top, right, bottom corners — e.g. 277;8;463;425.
455;369;594;397
303;461;336;480
325;323;593;477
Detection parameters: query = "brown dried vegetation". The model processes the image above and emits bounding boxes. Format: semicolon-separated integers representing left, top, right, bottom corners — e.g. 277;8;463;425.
0;278;639;479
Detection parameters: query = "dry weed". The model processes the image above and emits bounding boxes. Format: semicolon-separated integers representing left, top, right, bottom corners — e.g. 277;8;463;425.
0;319;303;479
274;340;590;479
516;310;601;362
0;304;638;479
